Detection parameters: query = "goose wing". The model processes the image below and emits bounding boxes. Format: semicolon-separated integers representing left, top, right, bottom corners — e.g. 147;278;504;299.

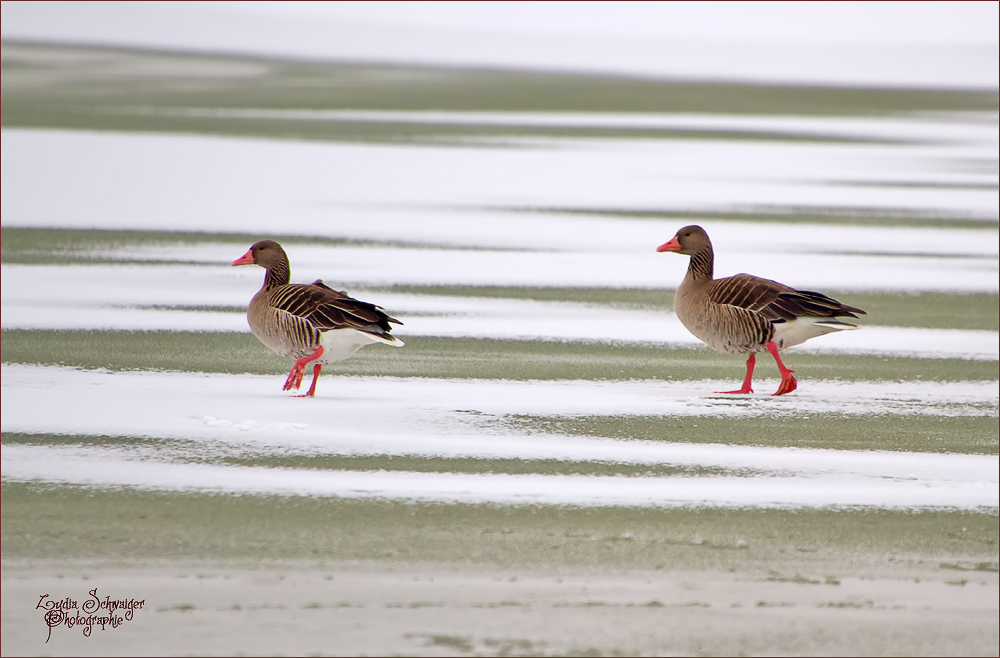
710;274;866;323
268;281;402;337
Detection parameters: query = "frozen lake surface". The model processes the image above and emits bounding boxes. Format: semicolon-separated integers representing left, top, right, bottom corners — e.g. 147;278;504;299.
2;364;997;510
2;1;997;88
2;264;998;360
2;115;996;512
1;17;997;656
4;123;998;235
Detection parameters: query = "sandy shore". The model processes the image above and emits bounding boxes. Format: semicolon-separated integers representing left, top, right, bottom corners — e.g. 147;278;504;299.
3;562;997;656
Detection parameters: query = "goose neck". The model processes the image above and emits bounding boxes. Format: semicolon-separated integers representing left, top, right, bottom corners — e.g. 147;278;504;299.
687;246;714;281
263;260;290;289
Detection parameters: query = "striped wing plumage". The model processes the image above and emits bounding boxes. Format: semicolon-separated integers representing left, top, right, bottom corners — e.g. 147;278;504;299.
267;279;402;339
709;273;865;325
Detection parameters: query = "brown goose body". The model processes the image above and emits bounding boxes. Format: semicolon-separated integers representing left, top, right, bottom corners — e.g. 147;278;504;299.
658;225;865;395
233;240;403;396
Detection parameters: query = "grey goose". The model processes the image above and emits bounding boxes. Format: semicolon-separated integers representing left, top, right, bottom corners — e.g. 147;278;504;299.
657;225;865;396
233;240;403;396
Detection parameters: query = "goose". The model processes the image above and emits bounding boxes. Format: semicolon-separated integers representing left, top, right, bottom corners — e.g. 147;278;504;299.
657;225;865;396
232;240;403;397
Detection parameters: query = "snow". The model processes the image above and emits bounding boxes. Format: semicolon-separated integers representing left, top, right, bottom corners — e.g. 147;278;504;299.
2;1;997;88
127;109;1000;148
3;444;996;510
2;265;998;360
2;365;997;510
4;128;997;236
4;364;997;440
1;116;997;511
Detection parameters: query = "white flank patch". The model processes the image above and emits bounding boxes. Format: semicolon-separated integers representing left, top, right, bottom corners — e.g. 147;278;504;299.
316;327;402;364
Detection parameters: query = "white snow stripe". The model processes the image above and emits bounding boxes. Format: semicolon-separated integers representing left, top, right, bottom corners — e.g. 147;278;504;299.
2;445;996;510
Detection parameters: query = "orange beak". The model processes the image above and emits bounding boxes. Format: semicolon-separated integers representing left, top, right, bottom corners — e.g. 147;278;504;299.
656;237;681;253
232;249;255;266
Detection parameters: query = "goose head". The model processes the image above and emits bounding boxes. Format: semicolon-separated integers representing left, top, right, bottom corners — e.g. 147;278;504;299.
657;225;712;255
233;240;287;268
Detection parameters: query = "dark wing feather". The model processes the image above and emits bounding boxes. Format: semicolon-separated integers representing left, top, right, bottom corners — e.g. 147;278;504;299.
709;274;789;318
308;279;402;324
710;274;866;323
776;289;866;320
268;283;403;336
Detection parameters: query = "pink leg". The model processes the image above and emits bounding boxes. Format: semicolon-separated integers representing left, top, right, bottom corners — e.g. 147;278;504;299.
283;346;324;393
293;363;323;398
766;341;797;396
718;353;755;394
